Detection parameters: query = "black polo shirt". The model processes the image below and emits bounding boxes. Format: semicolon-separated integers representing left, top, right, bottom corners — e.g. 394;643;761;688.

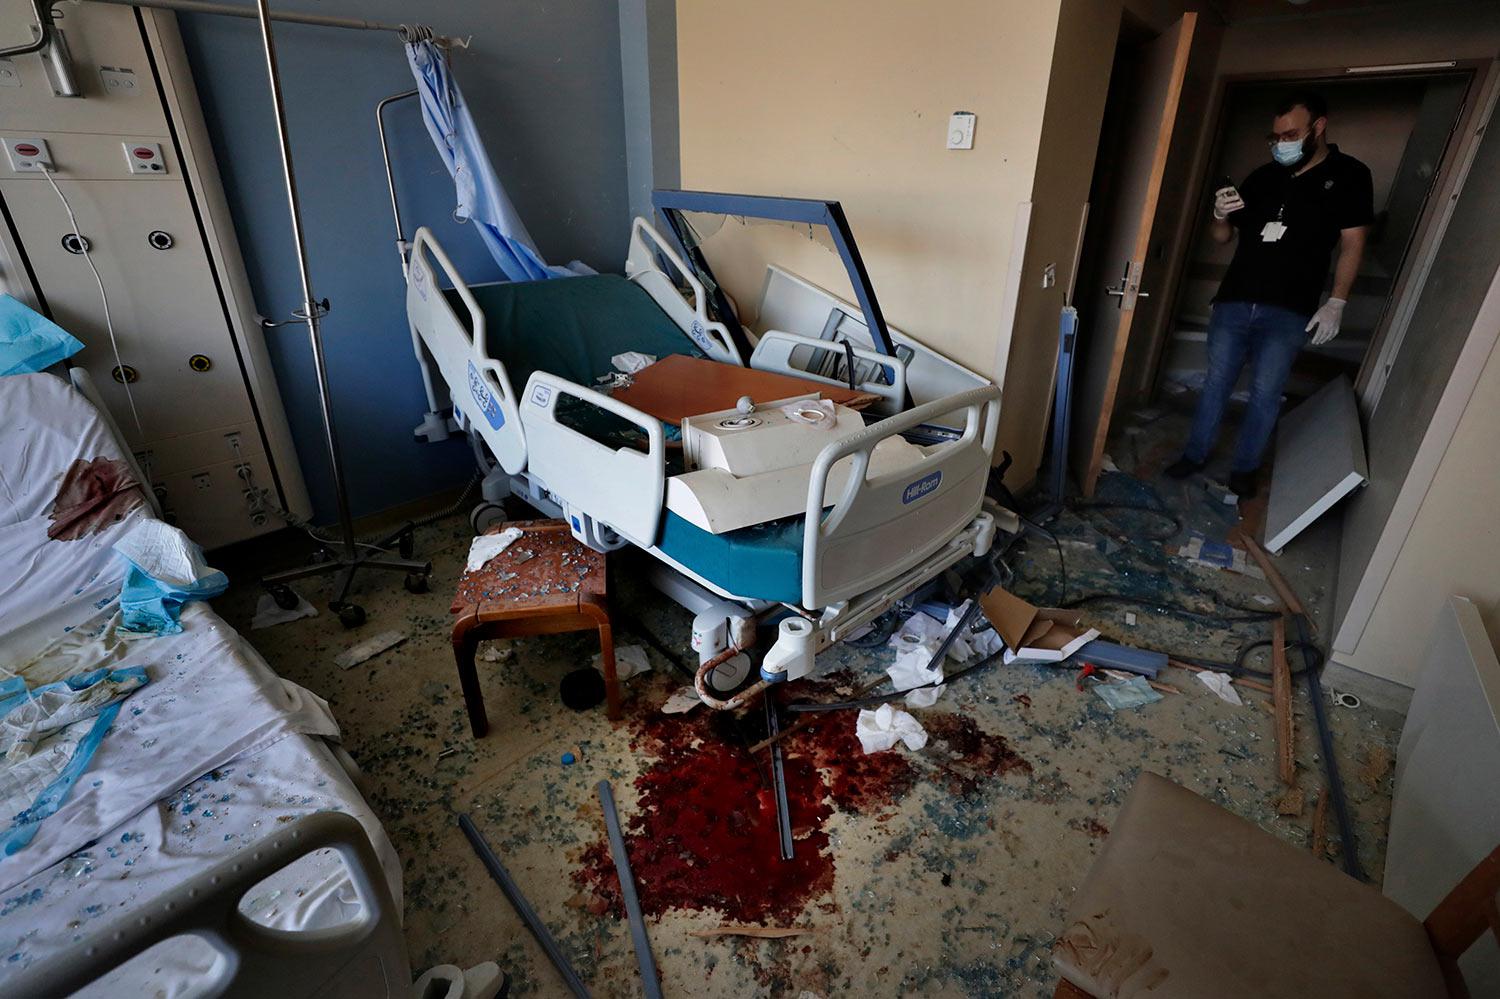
1214;144;1374;317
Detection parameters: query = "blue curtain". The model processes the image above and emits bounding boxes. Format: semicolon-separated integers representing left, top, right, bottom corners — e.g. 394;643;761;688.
405;41;566;282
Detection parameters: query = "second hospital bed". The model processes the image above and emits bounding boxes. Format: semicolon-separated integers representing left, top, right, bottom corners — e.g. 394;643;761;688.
401;190;1003;691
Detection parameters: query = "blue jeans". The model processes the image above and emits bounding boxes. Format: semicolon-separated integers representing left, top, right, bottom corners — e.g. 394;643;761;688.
1183;302;1310;474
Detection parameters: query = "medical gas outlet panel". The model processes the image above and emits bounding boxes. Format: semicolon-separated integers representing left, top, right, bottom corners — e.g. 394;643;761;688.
0;3;309;548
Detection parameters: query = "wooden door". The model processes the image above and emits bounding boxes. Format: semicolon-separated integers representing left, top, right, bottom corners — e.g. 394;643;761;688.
1070;13;1197;496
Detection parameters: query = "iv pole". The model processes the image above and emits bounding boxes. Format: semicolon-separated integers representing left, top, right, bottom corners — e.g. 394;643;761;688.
0;2;447;627
245;0;432;627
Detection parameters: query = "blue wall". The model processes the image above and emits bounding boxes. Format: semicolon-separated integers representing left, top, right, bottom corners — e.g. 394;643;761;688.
176;1;629;522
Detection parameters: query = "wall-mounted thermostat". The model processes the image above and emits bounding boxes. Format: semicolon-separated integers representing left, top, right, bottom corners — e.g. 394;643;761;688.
947;111;976;150
122;140;166;174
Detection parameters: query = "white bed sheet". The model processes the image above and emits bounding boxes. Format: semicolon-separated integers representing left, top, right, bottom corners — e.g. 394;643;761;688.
0;371;403;992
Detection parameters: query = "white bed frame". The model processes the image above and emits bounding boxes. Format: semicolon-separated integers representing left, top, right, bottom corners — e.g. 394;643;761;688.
404;216;1001;685
9;813;408;998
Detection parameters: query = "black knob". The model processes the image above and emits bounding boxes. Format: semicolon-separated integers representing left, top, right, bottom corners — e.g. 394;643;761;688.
61;233;90;255
188;354;212;372
147;230;174;250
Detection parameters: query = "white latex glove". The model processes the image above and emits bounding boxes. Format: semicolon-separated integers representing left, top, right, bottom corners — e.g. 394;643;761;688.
1306;297;1346;346
1213;186;1245;221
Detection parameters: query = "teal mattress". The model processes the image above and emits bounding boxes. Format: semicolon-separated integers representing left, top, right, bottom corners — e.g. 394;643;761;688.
452;274;803;603
657;510;805;604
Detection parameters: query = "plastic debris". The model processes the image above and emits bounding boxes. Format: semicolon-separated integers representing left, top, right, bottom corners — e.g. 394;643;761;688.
561;752;576;766
855;703;928;754
333;629;407;670
1090;676;1162;712
466;528;523;572
1174;532;1265;579
250;590;318;629
1195;670;1244;706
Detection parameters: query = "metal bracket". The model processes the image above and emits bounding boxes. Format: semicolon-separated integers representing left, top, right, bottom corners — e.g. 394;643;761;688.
259;298;330;328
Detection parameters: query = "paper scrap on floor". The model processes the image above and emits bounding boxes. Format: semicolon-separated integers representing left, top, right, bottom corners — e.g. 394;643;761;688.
466;527;523;572
1173;532;1265;579
979;587;1098;664
660;686;700;715
1195;670;1244;705
887;634;946;708
891;600;1002;665
1091;676;1162;712
856;703;927;754
251;591;319;630
592;644;651;681
334;630;407;670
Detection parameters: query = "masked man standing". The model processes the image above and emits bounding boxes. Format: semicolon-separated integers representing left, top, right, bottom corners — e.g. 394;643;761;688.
1167;91;1373;498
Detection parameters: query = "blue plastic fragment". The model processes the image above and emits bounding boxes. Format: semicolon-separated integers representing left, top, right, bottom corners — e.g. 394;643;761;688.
561;752;576;766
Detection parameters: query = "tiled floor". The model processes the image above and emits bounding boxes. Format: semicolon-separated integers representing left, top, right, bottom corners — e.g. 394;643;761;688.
216;400;1405;997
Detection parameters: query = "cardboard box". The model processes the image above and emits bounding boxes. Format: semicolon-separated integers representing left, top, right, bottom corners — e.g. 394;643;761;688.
979;586;1099;664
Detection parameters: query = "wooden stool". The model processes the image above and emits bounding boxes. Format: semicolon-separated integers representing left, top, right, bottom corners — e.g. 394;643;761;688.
450;519;618;737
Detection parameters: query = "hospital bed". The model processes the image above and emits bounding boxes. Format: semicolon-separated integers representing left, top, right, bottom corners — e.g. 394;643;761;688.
0;370;406;995
400;189;1002;694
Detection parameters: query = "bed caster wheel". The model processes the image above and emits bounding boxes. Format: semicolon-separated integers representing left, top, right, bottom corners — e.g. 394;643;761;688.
398;531;415;559
404;572;429;594
470;502;505;535
337;604;366;629
267;584;299;611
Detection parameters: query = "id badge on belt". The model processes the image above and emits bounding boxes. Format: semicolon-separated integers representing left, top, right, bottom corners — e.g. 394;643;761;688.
1261;220;1288;242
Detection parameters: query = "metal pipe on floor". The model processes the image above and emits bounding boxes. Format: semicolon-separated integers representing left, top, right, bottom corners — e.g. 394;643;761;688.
1294;613;1364;881
458;814;591;999
597;782;663;999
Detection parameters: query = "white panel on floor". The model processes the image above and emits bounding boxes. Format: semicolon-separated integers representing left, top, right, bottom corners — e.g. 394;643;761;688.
1264;375;1367;553
1384;595;1500;993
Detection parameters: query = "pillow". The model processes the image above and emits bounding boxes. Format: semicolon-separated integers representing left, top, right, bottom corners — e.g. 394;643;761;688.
0;294;84;376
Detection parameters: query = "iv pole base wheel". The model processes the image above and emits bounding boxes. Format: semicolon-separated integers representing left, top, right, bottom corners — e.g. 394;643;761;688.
335;603;366;629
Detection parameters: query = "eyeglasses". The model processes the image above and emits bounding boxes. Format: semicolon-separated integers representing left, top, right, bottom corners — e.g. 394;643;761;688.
1266;127;1313;144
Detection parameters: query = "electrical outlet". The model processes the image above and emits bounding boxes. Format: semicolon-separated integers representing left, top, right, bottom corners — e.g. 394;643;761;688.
1042;263;1057;289
192;472;211;491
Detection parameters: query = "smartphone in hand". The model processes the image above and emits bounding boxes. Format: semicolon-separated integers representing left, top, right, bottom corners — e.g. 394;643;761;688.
1213;175;1245;218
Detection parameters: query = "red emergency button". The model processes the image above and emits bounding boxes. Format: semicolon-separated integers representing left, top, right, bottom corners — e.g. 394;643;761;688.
132;146;155;160
15;143;38;156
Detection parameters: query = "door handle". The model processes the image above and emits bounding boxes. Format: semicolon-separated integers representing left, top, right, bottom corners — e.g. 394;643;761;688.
1105;261;1149;307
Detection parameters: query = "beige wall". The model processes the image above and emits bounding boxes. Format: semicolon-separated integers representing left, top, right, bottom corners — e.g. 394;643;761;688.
1336;332;1500;686
675;0;1064;384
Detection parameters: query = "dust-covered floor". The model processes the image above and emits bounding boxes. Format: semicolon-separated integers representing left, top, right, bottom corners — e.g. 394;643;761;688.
216;397;1405;997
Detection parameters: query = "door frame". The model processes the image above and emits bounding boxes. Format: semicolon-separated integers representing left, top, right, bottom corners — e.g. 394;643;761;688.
1134;59;1492;416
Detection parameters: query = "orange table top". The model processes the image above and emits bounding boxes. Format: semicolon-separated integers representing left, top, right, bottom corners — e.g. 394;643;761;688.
610;353;879;425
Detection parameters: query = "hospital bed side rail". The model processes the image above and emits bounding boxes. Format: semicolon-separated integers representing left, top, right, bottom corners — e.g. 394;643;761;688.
519;369;668;549
802;384;1000;609
407;227;527;473
11;811;408;998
